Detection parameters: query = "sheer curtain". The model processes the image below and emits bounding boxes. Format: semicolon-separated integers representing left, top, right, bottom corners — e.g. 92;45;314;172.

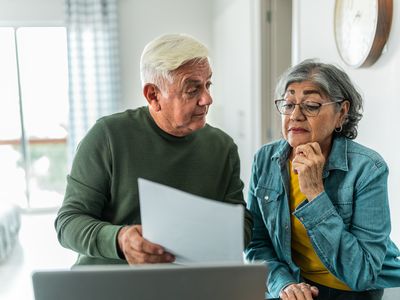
65;0;121;161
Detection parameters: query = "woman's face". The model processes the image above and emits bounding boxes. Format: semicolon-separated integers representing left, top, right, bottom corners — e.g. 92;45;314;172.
281;81;349;157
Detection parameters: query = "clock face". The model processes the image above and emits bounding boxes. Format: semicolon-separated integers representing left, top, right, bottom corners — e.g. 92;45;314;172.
334;0;379;68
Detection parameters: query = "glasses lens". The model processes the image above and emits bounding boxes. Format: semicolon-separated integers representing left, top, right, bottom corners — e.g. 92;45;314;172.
275;100;323;116
276;100;292;115
301;102;321;116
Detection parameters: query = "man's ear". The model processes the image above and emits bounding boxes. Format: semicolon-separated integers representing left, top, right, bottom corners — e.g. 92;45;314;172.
143;84;161;111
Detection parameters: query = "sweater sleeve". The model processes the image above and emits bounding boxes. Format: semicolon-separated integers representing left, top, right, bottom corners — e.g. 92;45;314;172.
55;120;123;261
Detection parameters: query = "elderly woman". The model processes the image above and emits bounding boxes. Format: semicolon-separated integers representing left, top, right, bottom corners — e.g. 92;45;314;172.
246;59;400;300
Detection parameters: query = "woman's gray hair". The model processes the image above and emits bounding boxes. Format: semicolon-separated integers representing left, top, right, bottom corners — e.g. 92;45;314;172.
275;59;363;139
140;33;209;89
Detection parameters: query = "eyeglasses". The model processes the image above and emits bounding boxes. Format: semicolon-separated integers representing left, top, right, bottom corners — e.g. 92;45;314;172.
274;99;343;117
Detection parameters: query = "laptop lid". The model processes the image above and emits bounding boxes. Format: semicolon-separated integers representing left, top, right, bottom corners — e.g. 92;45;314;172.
32;263;267;300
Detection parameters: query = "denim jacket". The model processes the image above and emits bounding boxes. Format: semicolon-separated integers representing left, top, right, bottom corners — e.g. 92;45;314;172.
245;137;400;299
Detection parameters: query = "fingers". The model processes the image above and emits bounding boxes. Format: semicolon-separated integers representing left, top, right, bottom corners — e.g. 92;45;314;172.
294;143;322;162
291;142;325;200
131;230;164;255
292;143;323;172
117;225;175;264
280;283;315;300
308;142;322;156
291;154;319;179
299;283;313;300
310;286;319;297
125;248;174;264
292;155;313;171
282;288;306;300
295;142;321;156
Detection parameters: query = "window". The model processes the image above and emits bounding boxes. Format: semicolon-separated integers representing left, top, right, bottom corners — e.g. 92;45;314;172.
0;27;69;209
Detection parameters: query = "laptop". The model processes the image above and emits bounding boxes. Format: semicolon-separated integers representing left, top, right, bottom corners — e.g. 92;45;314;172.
32;262;267;300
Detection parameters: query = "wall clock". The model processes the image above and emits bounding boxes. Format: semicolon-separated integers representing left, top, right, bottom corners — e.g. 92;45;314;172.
334;0;392;68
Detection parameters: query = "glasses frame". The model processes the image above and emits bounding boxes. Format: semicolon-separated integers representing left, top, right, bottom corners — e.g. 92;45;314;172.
274;99;344;117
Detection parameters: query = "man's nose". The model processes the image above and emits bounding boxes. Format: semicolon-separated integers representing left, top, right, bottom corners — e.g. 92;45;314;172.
198;90;213;106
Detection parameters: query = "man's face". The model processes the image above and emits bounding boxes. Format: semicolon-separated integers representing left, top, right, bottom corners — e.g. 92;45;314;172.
154;59;213;137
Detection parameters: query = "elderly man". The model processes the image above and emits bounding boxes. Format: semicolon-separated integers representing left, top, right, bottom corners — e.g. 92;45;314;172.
55;33;252;265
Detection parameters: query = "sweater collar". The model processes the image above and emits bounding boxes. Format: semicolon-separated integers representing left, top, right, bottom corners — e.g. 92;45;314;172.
143;106;196;143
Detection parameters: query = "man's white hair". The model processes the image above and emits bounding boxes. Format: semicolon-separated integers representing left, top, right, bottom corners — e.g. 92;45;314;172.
140;33;209;87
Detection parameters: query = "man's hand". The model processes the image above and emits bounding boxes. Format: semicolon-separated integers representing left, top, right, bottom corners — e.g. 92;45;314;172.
117;225;175;264
292;142;325;201
280;282;319;300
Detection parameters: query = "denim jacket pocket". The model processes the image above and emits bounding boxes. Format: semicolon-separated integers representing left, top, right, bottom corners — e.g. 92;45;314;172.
255;186;281;232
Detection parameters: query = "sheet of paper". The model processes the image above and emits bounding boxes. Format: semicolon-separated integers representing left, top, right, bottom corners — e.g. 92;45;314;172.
138;178;244;264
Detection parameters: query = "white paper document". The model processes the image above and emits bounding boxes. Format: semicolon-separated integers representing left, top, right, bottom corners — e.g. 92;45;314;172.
138;178;244;264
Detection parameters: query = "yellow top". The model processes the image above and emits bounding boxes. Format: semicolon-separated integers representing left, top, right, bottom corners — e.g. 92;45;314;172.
289;161;351;290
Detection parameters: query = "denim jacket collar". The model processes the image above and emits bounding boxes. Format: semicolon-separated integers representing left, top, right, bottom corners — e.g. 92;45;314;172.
324;136;349;173
271;136;349;176
271;140;291;167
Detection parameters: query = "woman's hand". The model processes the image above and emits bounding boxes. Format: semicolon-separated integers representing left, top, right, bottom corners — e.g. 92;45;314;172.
280;282;319;300
292;142;325;201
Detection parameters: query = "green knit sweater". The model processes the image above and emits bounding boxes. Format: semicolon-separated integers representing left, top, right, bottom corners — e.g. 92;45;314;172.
55;106;252;265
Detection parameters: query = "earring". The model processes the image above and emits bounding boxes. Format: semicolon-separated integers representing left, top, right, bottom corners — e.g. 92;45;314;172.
335;125;343;133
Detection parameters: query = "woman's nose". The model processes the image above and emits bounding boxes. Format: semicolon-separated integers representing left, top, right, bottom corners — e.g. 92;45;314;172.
290;104;306;121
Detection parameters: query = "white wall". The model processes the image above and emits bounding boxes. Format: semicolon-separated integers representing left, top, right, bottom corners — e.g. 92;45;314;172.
117;0;213;110
210;0;260;194
0;0;64;25
294;0;400;244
